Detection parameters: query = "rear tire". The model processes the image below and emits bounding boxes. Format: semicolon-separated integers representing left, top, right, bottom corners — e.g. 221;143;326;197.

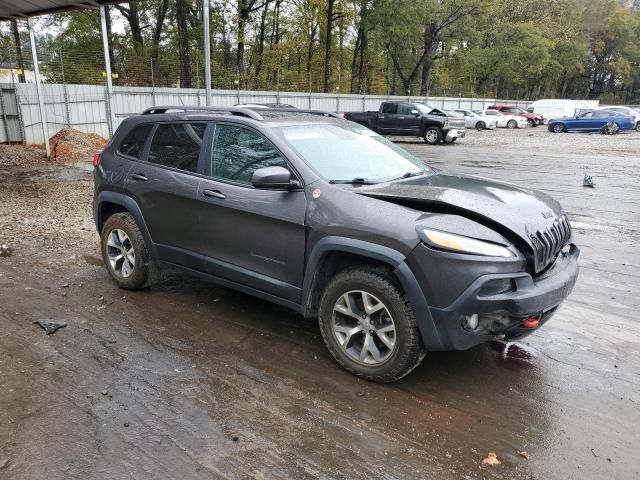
101;212;154;290
507;119;517;129
423;126;442;145
636;121;640;132
318;266;425;382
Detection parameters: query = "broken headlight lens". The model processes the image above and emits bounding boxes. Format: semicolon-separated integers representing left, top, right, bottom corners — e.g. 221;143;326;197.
421;229;515;257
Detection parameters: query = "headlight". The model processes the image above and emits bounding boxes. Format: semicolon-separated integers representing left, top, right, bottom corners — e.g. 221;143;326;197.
420;229;516;257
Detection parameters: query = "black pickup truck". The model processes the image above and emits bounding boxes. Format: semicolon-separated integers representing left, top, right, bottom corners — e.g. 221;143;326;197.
344;101;466;145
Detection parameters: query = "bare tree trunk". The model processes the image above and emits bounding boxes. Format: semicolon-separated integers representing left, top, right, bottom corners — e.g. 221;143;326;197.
420;23;437;96
255;1;269;78
10;20;26;83
151;0;170;83
177;0;192;87
323;0;335;93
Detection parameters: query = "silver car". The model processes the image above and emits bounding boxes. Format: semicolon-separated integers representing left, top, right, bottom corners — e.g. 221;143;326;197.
453;110;498;130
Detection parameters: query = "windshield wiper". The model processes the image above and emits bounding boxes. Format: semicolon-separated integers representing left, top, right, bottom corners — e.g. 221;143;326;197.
329;177;376;185
388;170;425;182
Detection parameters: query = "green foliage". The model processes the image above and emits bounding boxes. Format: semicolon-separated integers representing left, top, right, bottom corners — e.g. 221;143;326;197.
2;0;640;101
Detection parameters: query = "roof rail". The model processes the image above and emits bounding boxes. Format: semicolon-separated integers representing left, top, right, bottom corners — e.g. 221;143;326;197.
141;106;264;121
267;108;342;119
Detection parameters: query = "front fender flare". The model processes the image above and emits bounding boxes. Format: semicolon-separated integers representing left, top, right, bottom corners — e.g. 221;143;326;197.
302;236;444;350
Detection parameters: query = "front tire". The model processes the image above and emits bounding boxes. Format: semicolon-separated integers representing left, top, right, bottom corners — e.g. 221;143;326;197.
507;119;517;129
101;212;154;290
423;126;442;145
636;121;640;132
318;267;425;382
527;119;536;128
475;121;485;131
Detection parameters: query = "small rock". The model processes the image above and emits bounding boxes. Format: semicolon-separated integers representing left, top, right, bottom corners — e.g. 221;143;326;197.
123;422;130;427
62;283;69;288
0;244;13;257
101;389;109;396
583;173;595;188
232;436;239;442
0;458;9;469
33;319;67;335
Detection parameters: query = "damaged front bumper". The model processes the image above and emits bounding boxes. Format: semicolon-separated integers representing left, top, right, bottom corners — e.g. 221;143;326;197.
445;129;466;142
408;244;580;351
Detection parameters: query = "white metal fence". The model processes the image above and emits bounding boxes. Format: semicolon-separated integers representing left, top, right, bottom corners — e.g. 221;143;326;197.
0;82;532;145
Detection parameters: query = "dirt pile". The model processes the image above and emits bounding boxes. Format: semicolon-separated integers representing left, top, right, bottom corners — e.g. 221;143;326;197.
50;128;107;162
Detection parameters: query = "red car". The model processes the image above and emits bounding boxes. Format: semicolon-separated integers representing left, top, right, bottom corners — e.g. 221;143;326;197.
488;105;544;127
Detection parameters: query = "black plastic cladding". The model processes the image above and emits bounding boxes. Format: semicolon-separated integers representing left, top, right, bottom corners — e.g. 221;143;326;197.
530;214;572;274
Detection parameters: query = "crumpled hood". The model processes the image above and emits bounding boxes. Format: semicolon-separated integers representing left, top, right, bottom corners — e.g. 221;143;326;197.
356;173;565;250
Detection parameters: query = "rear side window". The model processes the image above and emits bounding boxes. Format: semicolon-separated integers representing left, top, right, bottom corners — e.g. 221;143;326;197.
118;124;152;158
210;124;287;185
381;103;397;114
148;123;206;173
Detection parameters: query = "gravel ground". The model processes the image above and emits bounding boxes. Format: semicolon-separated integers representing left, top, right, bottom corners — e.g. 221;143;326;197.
1;127;639;480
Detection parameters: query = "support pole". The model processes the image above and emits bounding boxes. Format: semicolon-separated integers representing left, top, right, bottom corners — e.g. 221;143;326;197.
100;5;115;136
203;0;212;106
27;18;50;157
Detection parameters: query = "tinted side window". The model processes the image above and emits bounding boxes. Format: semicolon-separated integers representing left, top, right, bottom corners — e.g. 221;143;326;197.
148;123;206;173
381;103;398;114
118;124;152;159
211;125;287;186
400;104;415;115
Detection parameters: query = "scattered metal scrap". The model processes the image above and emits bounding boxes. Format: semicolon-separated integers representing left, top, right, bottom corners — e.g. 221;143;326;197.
33;319;68;335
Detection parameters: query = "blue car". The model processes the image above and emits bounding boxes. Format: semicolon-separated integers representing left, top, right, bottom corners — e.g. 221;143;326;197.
548;109;635;133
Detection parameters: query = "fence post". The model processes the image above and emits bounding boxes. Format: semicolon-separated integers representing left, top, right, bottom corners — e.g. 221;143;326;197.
27;17;50;157
60;49;71;128
362;95;366;112
336;93;340;113
99;5;115;136
150;58;157;107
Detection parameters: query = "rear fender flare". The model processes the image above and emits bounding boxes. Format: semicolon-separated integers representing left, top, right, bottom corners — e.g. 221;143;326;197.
96;191;158;260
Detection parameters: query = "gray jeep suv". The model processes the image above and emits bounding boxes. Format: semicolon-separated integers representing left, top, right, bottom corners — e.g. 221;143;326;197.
93;106;579;382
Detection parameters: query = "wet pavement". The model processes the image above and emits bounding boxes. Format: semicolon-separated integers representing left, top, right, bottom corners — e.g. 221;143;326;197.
1;129;639;479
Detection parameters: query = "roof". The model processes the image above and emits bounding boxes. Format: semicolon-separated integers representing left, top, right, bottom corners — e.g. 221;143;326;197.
0;0;115;20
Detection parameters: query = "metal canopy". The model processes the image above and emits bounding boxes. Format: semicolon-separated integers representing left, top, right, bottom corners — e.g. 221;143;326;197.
0;1;109;20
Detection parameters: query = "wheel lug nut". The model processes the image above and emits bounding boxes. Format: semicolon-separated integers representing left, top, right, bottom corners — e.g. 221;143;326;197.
369;319;374;325
369;330;374;335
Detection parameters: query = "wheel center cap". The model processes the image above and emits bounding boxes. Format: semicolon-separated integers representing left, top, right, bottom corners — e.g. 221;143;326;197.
359;317;371;330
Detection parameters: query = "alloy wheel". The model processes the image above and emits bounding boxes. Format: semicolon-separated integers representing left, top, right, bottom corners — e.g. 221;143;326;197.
331;290;396;366
425;129;439;143
106;228;135;278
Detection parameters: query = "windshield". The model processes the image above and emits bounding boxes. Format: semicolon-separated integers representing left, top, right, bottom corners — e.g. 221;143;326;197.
414;103;436;114
275;123;430;183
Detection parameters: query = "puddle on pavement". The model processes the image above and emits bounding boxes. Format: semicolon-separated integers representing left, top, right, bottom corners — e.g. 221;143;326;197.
83;255;103;266
490;341;537;368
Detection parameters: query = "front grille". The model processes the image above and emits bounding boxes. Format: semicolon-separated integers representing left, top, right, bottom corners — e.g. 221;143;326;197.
530;215;572;274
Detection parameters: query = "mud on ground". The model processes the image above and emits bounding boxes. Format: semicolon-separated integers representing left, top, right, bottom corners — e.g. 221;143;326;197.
0;128;639;480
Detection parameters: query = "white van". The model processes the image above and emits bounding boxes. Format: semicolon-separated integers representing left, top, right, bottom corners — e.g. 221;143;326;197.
527;99;600;122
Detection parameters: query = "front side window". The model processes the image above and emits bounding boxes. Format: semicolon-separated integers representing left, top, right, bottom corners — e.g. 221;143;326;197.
118;124;152;159
148;123;206;173
211;124;287;185
381;103;397;114
276;123;429;184
400;104;416;115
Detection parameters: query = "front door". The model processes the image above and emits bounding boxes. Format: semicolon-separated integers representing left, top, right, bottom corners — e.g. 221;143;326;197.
124;121;207;265
194;122;307;302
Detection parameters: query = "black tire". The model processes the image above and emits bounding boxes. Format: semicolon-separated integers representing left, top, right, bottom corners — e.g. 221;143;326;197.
101;212;154;290
449;138;457;143
507;119;517;129
423;126;442;145
636;121;640;132
553;122;565;133
318;266;425;382
527;119;536;128
475;121;485;131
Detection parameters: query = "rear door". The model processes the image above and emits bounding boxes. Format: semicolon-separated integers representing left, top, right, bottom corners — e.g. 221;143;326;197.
377;103;401;134
124;121;208;264
194;122;307;302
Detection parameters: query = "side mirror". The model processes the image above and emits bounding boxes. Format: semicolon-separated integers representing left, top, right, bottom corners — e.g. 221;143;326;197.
410;109;420;116
251;166;299;189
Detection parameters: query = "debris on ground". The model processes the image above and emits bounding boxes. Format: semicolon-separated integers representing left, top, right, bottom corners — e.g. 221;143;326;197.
517;451;530;460
0;458;9;469
49;128;107;163
583;173;595;188
33;319;68;335
600;121;620;135
0;244;12;257
481;452;501;466
591;448;600;458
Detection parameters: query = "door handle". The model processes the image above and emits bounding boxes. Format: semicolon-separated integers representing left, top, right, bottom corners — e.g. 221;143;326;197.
130;173;148;182
203;189;226;199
